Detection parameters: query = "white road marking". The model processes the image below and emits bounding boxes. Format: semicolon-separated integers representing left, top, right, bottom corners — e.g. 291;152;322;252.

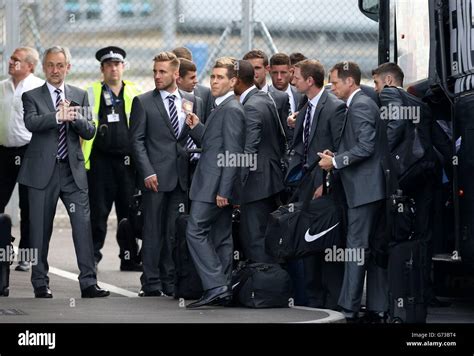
49;267;139;298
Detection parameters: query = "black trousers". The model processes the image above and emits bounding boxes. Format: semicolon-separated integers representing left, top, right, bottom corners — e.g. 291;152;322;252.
0;145;29;251
87;149;136;263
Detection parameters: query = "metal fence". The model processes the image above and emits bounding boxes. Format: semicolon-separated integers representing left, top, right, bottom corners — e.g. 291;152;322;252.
1;0;379;91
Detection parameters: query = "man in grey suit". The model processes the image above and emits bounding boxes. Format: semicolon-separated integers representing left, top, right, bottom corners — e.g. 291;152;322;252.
185;57;245;308
18;46;109;298
234;60;286;263
129;52;202;297
319;61;389;321
172;47;213;123
289;59;346;309
243;50;292;147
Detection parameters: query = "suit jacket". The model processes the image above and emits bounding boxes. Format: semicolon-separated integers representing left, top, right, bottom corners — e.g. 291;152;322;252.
129;89;201;192
188;94;245;203
289;89;346;190
194;84;213;123
267;85;293;145
334;90;388;208
240;88;286;203
18;83;95;190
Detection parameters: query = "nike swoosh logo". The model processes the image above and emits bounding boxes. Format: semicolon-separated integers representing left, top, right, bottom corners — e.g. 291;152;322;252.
304;222;340;242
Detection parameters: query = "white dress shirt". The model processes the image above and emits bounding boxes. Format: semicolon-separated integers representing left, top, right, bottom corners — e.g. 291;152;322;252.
0;74;44;147
285;85;296;113
214;90;234;106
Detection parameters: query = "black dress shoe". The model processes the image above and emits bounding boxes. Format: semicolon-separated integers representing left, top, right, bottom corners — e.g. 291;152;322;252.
138;289;164;297
34;286;53;298
81;284;110;298
120;261;143;272
186;286;232;309
361;311;388;324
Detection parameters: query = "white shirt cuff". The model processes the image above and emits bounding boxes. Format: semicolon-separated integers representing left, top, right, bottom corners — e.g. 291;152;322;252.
145;174;156;181
55;112;61;124
332;157;338;169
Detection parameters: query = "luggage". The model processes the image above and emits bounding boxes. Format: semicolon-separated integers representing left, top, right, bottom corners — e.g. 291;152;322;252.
388;239;427;323
265;196;345;260
173;214;203;300
116;191;143;263
0;214;14;297
231;262;292;308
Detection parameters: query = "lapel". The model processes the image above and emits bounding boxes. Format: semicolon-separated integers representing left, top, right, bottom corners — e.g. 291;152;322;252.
202;94;235;137
339;90;362;143
41;84;55;113
242;87;259;106
153;89;176;138
308;89;328;145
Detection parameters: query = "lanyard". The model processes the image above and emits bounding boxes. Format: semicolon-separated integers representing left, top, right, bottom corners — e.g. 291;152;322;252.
102;84;118;113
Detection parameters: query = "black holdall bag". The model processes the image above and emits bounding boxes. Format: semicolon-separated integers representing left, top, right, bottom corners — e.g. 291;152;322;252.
265;160;345;260
0;214;14;297
231;262;292;308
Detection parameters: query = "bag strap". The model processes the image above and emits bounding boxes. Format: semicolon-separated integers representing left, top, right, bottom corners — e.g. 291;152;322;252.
288;157;322;204
232;264;259;296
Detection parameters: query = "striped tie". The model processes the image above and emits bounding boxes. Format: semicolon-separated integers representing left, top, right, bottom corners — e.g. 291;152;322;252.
56;89;68;159
186;135;198;161
167;95;179;138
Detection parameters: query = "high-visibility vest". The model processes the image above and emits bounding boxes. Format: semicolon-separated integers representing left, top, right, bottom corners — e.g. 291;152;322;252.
81;80;141;170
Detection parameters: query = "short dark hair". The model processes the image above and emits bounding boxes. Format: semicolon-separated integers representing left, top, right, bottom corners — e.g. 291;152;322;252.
330;61;361;86
295;59;325;88
179;58;197;78
243;49;269;66
372;62;404;86
289;52;307;66
236;60;255;86
269;53;290;66
172;47;192;61
214;57;237;79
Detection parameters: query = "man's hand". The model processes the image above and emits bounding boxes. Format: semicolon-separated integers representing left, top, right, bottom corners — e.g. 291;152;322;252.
216;195;229;208
323;149;334;157
144;175;159;192
186;113;200;129
57;101;78;122
287;112;298;128
318;152;334;172
313;185;323;199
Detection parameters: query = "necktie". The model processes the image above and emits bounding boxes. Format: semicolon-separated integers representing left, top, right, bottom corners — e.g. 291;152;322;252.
56;88;68;159
167;94;179;138
186;135;198;161
303;101;313;164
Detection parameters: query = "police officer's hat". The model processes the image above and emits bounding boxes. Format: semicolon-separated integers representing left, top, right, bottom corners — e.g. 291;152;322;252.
95;46;126;64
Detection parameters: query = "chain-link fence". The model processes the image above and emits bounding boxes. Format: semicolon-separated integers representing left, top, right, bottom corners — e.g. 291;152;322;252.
1;0;379;91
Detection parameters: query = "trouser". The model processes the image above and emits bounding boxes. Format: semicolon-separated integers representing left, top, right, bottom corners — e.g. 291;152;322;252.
88;150;136;263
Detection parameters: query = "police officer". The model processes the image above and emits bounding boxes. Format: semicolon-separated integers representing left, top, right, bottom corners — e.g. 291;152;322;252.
82;46;141;271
